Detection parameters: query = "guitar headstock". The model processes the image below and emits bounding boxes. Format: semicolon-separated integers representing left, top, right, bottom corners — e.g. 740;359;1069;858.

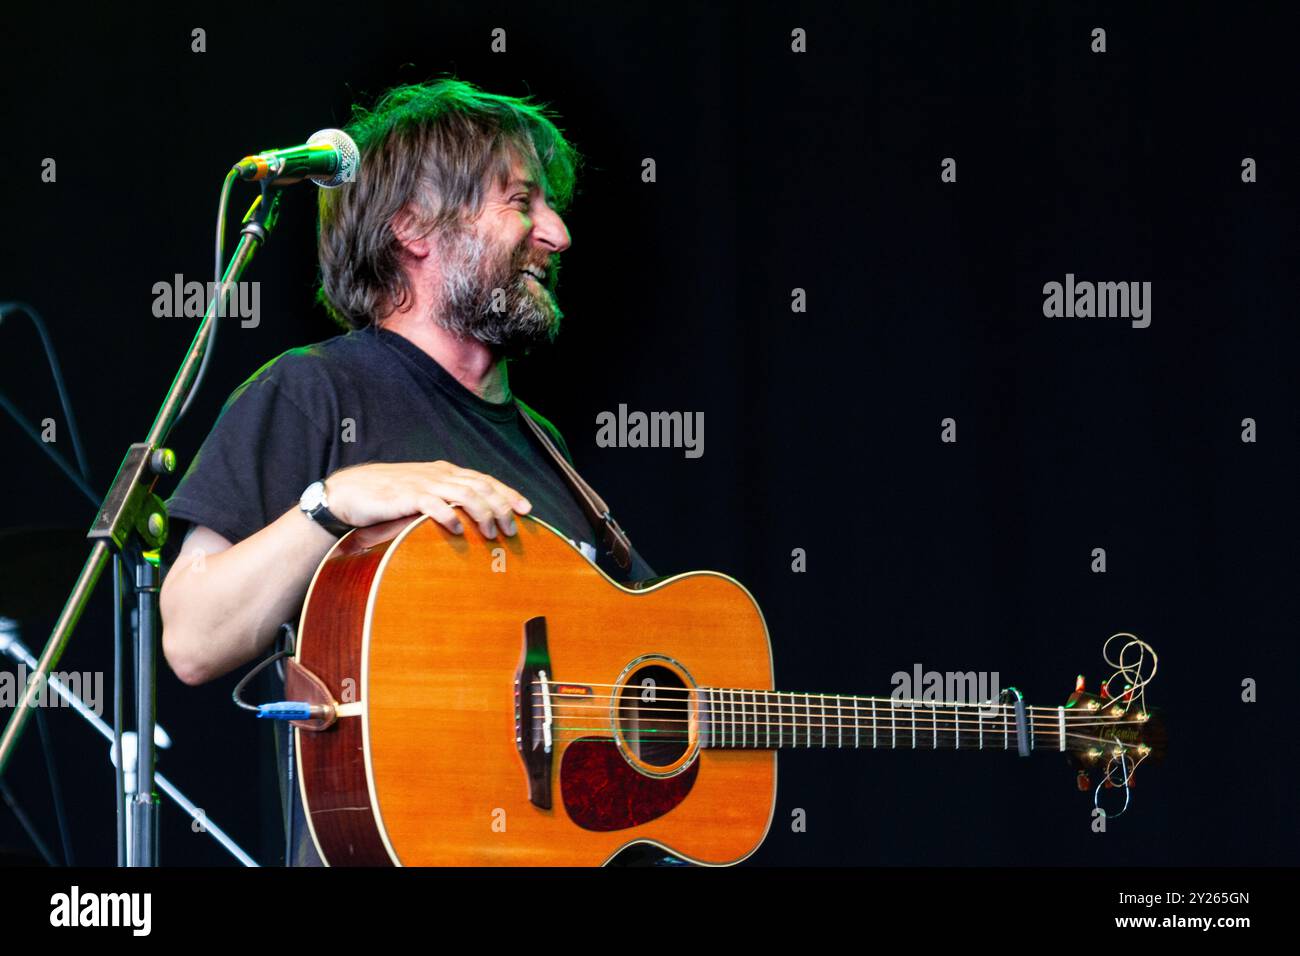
1061;634;1164;814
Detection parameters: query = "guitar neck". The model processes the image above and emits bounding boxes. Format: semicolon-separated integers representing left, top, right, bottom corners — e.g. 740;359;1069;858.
698;689;1068;754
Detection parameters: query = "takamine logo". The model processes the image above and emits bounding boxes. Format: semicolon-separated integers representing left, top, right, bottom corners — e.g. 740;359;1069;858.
49;886;151;936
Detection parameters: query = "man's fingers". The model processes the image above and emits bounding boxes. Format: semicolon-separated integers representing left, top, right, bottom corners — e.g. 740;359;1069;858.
439;476;518;535
417;495;463;535
445;466;532;515
427;482;502;538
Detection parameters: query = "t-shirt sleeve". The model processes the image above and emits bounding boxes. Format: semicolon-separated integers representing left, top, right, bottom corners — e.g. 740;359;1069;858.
161;374;332;574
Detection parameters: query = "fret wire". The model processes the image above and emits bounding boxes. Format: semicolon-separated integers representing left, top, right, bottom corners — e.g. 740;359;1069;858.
684;692;1108;751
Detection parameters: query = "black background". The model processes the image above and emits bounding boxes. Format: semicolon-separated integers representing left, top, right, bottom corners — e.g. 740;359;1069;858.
0;0;1295;867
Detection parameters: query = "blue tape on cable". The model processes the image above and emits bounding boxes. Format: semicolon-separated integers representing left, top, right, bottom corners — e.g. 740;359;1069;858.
257;702;313;720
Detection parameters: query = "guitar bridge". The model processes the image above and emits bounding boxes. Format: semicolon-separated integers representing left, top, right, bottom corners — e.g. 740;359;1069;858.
514;616;553;809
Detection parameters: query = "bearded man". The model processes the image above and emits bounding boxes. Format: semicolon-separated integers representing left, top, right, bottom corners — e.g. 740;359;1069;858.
158;78;657;865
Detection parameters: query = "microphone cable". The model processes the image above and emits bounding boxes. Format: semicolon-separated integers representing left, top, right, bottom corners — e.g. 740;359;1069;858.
174;167;238;428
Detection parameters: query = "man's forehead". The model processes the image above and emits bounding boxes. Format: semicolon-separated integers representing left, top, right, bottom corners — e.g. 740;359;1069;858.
497;155;544;195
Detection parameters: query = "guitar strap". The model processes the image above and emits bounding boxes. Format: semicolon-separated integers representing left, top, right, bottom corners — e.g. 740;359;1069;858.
516;400;633;571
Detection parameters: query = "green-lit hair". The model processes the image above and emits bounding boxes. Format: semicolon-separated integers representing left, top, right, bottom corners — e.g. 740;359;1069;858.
317;77;580;330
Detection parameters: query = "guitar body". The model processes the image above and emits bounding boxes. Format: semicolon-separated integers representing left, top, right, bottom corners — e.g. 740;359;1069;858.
294;513;776;866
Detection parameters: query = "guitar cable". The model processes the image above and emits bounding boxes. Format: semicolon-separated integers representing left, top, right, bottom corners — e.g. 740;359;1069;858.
232;625;334;723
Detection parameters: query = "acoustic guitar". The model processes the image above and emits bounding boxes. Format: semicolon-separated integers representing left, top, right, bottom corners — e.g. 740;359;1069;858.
288;512;1163;866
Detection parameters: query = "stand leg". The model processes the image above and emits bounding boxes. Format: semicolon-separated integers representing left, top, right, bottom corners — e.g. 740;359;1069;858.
132;555;160;866
113;555;128;867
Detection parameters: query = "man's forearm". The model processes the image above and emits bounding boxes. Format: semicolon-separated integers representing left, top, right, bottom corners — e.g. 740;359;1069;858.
160;507;338;685
160;460;533;685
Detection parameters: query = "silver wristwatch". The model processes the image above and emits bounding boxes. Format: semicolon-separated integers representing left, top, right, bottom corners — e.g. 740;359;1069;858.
298;480;353;537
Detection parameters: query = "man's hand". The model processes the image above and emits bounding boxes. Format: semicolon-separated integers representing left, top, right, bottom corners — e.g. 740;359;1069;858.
324;461;532;539
162;460;533;684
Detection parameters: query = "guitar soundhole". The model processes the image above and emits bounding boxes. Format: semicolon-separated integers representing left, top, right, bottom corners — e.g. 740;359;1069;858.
615;664;692;771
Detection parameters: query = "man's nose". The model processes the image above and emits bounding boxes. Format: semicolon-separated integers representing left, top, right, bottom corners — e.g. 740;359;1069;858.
532;206;571;254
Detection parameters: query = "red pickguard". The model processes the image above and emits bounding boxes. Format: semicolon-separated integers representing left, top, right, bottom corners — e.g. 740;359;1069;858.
560;739;699;831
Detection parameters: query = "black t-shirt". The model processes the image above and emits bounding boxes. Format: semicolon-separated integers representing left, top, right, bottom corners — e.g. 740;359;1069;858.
162;324;655;865
164;325;654;582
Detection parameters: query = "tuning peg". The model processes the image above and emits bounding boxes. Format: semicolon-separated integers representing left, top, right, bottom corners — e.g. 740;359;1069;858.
1076;770;1091;791
1075;674;1085;692
1099;683;1110;699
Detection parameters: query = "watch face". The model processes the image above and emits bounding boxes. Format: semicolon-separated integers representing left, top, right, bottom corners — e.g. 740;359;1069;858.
301;481;326;511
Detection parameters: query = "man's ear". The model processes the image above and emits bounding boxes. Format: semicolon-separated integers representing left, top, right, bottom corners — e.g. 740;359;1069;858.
391;206;433;259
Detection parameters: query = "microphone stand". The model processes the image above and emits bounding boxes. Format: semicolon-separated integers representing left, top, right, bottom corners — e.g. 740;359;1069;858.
0;181;284;866
0;618;258;866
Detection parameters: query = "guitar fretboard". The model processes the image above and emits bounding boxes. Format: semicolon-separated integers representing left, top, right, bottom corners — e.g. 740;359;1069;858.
698;689;1071;753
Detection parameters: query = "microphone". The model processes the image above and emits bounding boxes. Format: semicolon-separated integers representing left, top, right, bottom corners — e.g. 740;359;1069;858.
233;129;359;188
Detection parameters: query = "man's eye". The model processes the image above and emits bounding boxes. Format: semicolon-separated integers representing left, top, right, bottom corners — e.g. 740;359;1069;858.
512;195;530;208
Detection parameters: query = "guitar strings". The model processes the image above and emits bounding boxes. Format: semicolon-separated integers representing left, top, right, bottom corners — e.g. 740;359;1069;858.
526;680;1144;713
526;693;1146;726
531;708;1147;733
530;695;1143;722
534;730;1147;752
538;726;1147;747
530;706;1148;750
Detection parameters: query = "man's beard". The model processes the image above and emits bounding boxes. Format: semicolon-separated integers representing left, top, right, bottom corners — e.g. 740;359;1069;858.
433;224;563;358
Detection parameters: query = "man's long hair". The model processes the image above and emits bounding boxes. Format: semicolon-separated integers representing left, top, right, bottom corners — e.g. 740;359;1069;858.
316;77;581;330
